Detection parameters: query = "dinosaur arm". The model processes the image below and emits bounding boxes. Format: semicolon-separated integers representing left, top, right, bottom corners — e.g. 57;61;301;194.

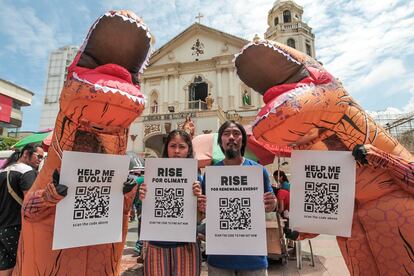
123;185;138;215
363;144;414;195
23;181;65;222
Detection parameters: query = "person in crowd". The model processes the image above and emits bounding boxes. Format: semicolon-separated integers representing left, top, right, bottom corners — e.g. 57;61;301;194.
272;170;290;218
194;120;276;276
273;169;290;191
139;129;201;276
0;144;44;276
272;171;298;243
129;169;145;260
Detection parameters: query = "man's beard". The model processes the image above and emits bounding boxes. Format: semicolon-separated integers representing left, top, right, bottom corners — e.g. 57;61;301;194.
224;148;240;159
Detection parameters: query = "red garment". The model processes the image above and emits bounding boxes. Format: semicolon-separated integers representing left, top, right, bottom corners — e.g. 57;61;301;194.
277;189;290;211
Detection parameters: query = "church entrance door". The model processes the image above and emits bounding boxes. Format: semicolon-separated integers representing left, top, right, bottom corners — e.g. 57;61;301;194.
188;77;208;110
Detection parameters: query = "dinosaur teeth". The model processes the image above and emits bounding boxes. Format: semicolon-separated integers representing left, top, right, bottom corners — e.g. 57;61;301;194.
234;39;301;65
80;12;153;74
73;72;146;105
102;12;153;73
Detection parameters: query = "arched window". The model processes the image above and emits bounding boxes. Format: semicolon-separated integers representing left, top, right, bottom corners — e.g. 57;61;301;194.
287;38;296;49
150;91;159;114
306;44;312;56
188;76;208;110
283;10;291;23
274;17;279;26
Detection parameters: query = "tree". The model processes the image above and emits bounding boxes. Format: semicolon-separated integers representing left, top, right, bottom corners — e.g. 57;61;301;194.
0;136;19;150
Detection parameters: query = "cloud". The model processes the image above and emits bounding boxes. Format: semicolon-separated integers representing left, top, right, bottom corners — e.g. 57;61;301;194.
367;107;403;117
2;0;411;131
359;58;405;89
0;3;60;61
403;84;414;113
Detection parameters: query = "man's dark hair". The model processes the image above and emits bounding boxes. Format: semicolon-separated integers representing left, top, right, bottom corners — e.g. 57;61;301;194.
217;120;247;156
1;143;42;169
162;129;194;158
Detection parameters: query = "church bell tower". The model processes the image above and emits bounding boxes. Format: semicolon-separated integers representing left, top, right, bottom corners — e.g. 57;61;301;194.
264;0;316;58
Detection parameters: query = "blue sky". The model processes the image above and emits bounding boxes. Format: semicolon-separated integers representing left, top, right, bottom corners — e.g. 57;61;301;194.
1;0;414;131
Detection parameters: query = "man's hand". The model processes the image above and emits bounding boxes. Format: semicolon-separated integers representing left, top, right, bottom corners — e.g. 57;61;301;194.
264;192;277;212
193;181;206;213
352;144;368;165
51;169;68;197
123;178;137;194
42;169;68;204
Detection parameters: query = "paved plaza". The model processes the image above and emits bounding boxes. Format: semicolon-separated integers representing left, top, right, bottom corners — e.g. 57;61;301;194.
121;220;350;276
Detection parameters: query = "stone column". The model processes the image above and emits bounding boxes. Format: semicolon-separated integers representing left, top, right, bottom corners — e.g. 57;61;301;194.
216;68;223;107
174;75;179;111
141;79;147;115
163;75;169;113
256;90;262;107
229;68;234;109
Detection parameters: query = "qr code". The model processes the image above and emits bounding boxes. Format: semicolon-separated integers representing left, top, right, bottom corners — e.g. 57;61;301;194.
73;186;111;220
219;197;251;230
154;188;184;218
304;182;339;214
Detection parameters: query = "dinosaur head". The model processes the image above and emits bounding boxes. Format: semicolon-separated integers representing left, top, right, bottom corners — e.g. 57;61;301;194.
235;40;349;147
52;11;152;154
59;11;151;130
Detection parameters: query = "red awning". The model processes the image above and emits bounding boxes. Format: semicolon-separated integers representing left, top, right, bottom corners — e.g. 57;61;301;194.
0;94;12;123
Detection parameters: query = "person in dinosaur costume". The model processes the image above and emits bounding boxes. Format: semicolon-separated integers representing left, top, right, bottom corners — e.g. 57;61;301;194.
234;40;414;275
13;10;152;276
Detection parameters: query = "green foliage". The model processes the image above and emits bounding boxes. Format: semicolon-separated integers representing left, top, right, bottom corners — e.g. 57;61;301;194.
0;136;19;150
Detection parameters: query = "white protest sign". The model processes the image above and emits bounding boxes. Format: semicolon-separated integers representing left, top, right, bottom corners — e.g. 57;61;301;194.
290;150;356;237
140;158;197;242
205;166;267;255
53;151;129;250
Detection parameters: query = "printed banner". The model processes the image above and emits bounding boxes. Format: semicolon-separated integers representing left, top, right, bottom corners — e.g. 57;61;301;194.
53;151;129;249
0;94;12;123
140;158;197;242
290;150;356;237
205;166;267;255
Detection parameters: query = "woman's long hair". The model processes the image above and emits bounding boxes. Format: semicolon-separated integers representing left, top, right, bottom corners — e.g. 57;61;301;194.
161;129;194;158
1;143;42;169
273;170;289;183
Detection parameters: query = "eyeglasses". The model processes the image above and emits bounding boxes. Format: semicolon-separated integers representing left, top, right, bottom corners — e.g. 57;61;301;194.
33;153;44;160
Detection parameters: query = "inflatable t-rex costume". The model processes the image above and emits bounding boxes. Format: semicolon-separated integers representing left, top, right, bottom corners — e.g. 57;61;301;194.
235;40;414;275
14;11;151;275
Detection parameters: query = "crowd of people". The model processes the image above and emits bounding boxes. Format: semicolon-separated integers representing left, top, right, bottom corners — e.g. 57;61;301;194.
128;120;288;275
0;120;294;276
0;144;44;275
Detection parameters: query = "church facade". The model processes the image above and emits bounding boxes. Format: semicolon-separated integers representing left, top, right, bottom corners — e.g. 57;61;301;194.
127;0;315;157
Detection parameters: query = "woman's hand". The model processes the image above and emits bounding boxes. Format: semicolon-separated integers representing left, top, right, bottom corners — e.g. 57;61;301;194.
264;192;277;212
193;181;206;213
139;183;147;200
192;181;202;196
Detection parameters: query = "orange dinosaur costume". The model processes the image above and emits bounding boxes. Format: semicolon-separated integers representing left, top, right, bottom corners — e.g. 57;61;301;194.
14;11;151;275
234;40;414;275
